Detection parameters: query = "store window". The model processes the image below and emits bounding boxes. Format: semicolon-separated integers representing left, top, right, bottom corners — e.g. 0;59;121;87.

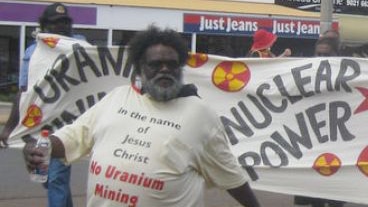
112;30;136;46
25;26;38;48
0;25;20;96
196;34;250;57
112;30;192;51
271;37;315;57
180;33;192;52
195;34;316;58
74;28;108;46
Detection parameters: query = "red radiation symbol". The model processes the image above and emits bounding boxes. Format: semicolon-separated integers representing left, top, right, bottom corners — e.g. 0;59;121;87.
313;153;341;176
357;146;368;177
212;61;251;92
187;52;208;68
22;104;43;128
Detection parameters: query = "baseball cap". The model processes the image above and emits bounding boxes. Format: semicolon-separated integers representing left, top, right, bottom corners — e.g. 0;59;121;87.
39;2;72;22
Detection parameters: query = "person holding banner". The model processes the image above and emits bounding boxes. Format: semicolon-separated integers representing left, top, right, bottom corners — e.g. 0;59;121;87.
0;2;88;207
314;36;339;57
294;32;345;207
247;29;291;58
22;25;261;207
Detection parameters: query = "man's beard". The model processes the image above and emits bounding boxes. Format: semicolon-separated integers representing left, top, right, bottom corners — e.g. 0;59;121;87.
141;73;183;102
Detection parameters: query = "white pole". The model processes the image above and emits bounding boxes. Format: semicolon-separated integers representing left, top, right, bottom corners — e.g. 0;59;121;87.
107;28;113;46
320;1;333;36
191;33;197;53
19;25;26;70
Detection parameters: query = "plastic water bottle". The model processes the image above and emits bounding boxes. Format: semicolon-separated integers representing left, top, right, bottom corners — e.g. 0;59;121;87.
30;129;51;183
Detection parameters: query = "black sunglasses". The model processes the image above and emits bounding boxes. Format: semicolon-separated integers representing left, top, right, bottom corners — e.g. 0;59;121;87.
144;60;180;71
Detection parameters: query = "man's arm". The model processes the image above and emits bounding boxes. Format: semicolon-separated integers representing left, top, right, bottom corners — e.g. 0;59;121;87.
49;135;66;158
227;182;260;207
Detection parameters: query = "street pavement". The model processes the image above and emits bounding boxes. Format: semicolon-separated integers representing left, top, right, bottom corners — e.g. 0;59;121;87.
0;102;367;207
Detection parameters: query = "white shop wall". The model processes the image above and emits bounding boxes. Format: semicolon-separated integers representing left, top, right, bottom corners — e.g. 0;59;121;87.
96;5;184;32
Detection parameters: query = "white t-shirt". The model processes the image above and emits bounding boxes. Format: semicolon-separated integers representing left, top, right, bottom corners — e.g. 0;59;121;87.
55;85;248;207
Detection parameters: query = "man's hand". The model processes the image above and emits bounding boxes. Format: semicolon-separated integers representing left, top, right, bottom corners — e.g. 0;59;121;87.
278;48;292;57
0;91;22;149
22;140;44;172
23;135;65;172
0;130;10;148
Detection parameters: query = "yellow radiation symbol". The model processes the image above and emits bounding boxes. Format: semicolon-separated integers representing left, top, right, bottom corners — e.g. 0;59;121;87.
313;153;341;176
357;146;368;177
22;104;43;128
212;61;251;92
42;37;60;48
187;52;208;68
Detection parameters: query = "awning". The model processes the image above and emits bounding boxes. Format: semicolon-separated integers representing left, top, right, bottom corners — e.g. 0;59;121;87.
338;14;368;45
32;0;319;18
26;0;368;44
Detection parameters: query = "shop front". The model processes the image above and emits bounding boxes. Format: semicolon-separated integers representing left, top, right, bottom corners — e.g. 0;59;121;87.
184;13;338;57
0;0;346;96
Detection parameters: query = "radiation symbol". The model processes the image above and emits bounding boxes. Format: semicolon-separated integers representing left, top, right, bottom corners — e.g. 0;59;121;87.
212;61;250;92
313;153;341;176
42;37;60;48
357;146;368;177
22;104;43;128
187;52;208;68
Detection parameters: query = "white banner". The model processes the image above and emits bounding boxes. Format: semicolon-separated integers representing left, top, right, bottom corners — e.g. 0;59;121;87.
9;33;131;146
9;34;368;204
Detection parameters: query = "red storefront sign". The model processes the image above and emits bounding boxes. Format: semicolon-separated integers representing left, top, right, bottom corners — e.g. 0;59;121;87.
183;13;338;39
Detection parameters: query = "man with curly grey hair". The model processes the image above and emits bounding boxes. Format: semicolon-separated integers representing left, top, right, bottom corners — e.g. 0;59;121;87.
23;25;260;207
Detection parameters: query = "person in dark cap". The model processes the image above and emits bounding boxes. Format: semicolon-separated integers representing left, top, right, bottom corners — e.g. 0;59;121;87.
38;2;73;37
37;3;86;207
247;29;291;58
0;2;87;207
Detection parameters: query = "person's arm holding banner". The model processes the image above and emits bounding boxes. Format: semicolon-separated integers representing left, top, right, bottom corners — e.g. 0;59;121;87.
0;92;21;148
0;42;36;148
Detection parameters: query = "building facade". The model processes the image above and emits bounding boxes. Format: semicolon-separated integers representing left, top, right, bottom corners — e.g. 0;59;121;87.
0;0;366;94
